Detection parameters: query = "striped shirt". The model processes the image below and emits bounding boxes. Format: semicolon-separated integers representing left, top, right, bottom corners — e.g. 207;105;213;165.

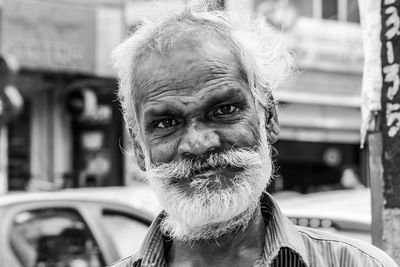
110;192;398;267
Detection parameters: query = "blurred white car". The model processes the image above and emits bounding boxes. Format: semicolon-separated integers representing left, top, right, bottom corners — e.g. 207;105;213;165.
0;185;371;266
274;188;371;243
0;185;159;267
89;186;372;244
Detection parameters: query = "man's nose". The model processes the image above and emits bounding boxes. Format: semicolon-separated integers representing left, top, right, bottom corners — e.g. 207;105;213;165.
178;123;221;158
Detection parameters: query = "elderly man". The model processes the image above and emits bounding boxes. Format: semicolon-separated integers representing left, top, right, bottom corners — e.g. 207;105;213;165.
111;2;398;267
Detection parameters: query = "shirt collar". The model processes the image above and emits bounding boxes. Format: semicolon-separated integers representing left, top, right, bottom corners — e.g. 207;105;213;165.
260;192;310;266
136;192;310;267
138;211;168;267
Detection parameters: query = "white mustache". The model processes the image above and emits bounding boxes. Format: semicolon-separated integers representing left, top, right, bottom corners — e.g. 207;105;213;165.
147;148;264;183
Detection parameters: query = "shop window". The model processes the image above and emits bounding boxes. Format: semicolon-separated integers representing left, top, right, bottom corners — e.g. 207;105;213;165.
8;100;31;190
274;141;362;193
289;0;313;18
9;208;104;267
320;0;360;23
322;0;338;20
71;87;123;187
347;0;360;23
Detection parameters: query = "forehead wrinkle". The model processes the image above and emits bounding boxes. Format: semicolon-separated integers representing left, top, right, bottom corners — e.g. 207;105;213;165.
136;56;239;96
133;42;249;119
139;70;243;110
136;77;245;121
133;60;195;112
135;83;192;121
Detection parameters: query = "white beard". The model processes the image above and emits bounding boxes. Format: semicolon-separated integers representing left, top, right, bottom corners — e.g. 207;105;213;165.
146;132;272;242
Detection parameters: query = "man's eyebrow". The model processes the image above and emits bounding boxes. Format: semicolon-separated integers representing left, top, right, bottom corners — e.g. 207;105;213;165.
201;88;248;108
143;104;182;120
142;88;249;120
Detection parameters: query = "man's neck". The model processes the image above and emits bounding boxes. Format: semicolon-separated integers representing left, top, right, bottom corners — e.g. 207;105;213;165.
167;207;266;267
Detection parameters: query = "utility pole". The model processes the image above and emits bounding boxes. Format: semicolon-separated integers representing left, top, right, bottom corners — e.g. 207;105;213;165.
359;0;400;263
380;0;400;262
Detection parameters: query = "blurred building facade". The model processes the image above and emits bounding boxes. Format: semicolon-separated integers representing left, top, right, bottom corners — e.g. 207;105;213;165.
231;0;365;193
0;0;365;192
0;0;127;190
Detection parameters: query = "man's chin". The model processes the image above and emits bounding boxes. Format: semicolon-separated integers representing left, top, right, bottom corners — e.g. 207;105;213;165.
160;202;258;242
147;146;272;242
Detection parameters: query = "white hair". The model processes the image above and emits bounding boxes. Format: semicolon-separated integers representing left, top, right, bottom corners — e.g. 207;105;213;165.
110;1;287;240
111;1;293;146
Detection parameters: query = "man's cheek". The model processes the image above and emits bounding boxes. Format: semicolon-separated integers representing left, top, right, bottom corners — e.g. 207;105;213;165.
219;124;260;148
149;142;177;164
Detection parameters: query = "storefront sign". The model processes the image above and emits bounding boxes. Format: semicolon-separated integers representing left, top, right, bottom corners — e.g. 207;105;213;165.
382;3;400;138
253;0;363;73
1;0;96;73
288;17;364;73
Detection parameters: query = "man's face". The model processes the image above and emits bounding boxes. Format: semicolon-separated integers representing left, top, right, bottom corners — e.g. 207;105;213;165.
134;41;272;240
136;42;260;170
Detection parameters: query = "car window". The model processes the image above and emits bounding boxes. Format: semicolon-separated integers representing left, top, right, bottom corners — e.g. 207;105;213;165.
102;210;149;258
9;208;105;267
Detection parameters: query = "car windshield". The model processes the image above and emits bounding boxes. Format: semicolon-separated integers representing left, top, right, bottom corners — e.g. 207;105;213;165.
10;208;105;267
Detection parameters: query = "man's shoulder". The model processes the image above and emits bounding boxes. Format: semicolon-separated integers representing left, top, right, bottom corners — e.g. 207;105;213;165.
296;226;398;266
108;254;142;267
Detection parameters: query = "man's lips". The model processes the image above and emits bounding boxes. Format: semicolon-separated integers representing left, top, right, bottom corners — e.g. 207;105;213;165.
186;166;245;191
193;167;225;178
191;166;244;179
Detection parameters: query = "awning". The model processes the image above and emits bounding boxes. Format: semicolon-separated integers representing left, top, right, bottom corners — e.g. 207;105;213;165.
279;103;361;144
276;69;362;144
276;69;362;106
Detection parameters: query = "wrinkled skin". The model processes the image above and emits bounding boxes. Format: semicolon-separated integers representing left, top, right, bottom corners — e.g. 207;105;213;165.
135;42;261;174
132;41;271;267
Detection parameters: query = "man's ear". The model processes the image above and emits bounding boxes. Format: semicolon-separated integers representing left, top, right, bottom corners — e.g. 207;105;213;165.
129;128;146;171
265;104;280;144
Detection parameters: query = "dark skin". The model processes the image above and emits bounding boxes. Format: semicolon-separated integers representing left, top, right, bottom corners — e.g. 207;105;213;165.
133;40;279;266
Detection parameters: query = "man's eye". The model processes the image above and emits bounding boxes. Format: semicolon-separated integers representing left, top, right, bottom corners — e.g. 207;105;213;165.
214;104;239;116
155;118;178;129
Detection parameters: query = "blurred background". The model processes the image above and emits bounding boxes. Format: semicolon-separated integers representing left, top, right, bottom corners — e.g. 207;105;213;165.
2;0;399;266
0;0;365;194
